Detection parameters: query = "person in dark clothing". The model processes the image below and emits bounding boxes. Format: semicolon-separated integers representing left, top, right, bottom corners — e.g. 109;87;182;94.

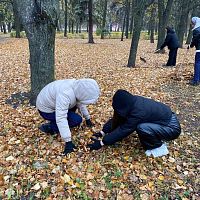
160;26;180;66
188;17;200;86
87;90;181;157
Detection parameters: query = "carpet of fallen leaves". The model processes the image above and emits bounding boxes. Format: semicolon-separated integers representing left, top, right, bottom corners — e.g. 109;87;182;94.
0;36;200;200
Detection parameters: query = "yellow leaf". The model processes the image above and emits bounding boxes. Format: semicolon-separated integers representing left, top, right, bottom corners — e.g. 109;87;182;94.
75;182;80;188
158;175;164;181
63;174;71;183
177;179;184;185
148;181;154;187
140;175;147;180
124;156;129;161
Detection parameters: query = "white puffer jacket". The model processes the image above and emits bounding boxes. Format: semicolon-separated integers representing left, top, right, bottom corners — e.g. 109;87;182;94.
36;79;100;142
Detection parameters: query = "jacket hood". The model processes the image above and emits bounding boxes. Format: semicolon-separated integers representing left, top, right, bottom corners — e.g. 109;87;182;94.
166;26;175;33
112;89;135;117
73;78;100;105
192;17;200;30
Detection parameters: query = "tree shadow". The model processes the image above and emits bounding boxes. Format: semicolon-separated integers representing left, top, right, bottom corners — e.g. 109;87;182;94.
5;92;32;109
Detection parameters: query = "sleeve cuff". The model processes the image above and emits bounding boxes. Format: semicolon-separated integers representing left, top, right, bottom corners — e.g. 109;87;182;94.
100;131;105;137
100;140;104;146
63;137;71;142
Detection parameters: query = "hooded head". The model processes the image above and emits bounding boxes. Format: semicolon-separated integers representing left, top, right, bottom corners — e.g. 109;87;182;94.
73;78;100;105
112;89;135;117
191;17;200;30
166;26;175;33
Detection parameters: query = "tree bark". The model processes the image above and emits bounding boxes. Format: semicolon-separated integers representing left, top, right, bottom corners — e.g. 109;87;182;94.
14;0;59;105
127;0;154;67
176;0;190;47
121;11;126;41
64;0;68;37
149;4;156;43
129;0;135;35
88;0;94;43
101;0;107;39
156;0;173;49
125;0;130;39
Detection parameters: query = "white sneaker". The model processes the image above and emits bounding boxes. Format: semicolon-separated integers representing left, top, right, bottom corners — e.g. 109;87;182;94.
151;143;169;157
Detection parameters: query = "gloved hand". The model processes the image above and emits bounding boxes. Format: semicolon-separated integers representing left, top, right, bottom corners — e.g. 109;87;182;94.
87;138;104;150
91;130;105;138
86;119;94;127
187;45;190;50
63;141;76;155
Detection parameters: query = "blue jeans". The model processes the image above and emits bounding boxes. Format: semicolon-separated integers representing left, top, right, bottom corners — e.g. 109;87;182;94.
193;52;200;83
38;108;82;133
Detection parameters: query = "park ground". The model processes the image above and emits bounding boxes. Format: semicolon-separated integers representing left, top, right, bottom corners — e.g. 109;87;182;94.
0;35;200;200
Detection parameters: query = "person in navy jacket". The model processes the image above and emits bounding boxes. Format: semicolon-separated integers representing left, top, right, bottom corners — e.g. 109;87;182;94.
160;26;180;66
88;89;181;157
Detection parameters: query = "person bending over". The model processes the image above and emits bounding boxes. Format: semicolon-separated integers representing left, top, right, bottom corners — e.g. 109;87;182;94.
36;78;100;155
88;89;181;158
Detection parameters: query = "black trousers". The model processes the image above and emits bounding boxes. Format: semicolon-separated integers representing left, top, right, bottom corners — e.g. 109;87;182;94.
166;48;178;66
102;113;181;150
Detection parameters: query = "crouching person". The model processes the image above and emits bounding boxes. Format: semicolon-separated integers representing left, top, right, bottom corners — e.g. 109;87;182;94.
88;89;181;158
36;78;100;155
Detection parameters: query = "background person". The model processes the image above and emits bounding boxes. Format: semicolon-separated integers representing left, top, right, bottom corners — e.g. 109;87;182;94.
188;16;200;86
160;26;180;67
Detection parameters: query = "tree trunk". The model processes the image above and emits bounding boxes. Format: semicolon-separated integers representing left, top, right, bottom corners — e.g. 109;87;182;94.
76;20;79;33
129;0;135;35
71;21;74;34
13;0;22;38
127;0;146;67
121;11;126;41
101;0;107;39
88;0;94;43
176;0;190;48
186;24;193;44
14;0;59;105
64;0;68;37
157;0;173;49
149;4;156;43
127;0;155;67
3;22;7;34
125;0;130;39
186;8;198;45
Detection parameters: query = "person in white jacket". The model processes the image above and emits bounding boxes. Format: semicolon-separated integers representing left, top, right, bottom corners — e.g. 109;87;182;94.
36;78;100;155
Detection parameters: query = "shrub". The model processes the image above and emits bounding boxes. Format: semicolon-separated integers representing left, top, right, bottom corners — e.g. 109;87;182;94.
10;31;26;38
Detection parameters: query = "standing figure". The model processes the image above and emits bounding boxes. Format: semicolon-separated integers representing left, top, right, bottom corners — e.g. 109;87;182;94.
88;90;181;158
188;17;200;86
160;26;180;66
36;78;100;155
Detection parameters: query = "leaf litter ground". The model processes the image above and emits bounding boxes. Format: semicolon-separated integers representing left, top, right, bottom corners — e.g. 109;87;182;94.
0;37;199;200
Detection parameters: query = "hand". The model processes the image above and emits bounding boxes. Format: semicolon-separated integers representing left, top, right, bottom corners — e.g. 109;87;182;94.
91;131;105;139
86;119;94;127
87;138;103;150
187;45;190;50
63;141;76;155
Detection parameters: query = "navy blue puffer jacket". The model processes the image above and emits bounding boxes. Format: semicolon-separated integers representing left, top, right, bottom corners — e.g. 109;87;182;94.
102;90;172;145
